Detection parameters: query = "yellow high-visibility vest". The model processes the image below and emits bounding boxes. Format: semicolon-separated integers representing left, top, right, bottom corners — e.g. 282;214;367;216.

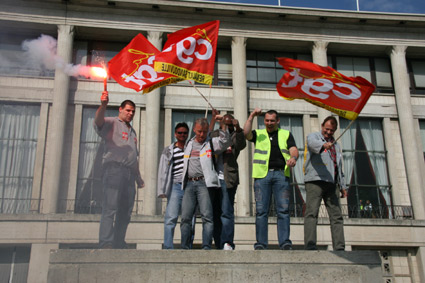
253;128;291;178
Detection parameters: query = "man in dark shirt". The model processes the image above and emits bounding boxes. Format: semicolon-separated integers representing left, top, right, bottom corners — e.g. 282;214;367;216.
243;108;298;250
94;91;144;249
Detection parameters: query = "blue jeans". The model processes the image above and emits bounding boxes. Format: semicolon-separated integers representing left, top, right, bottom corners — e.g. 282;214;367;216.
212;179;236;249
254;170;291;250
180;179;213;249
99;163;136;248
163;182;195;249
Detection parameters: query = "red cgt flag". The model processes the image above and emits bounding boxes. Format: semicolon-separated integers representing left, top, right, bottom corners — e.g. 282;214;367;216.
154;20;220;85
276;58;376;120
108;34;182;94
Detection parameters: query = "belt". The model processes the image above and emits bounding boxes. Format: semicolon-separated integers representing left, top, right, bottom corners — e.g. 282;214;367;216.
188;176;204;182
269;168;284;171
104;162;131;170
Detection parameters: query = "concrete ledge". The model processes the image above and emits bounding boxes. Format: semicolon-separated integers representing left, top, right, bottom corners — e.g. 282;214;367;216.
48;250;382;282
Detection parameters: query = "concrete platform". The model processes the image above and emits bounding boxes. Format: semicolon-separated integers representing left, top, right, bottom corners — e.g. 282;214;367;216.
47;250;383;283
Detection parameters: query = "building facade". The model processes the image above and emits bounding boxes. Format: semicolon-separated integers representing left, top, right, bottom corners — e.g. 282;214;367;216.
1;0;425;282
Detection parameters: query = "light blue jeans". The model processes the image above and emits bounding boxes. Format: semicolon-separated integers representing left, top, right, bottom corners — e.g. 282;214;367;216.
163;182;195;249
180;179;213;249
254;170;291;250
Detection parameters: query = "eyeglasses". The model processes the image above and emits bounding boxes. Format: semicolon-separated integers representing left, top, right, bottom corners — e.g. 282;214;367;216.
177;131;188;135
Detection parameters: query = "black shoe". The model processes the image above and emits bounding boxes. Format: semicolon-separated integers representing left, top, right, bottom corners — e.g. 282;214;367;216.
281;245;292;250
254;246;265;250
100;243;113;249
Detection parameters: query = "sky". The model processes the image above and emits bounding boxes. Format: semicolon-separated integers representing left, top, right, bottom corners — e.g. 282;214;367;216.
200;0;425;14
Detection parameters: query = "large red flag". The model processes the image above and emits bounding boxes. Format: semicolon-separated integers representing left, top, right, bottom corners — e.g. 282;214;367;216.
108;34;183;94
154;20;220;85
276;58;375;120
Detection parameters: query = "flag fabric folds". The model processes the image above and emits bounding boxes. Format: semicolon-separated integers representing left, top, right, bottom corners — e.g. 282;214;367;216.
154;20;220;85
108;34;182;94
276;58;376;120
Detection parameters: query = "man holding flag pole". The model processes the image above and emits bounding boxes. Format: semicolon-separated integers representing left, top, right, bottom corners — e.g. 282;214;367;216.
303;116;347;251
275;57;376;251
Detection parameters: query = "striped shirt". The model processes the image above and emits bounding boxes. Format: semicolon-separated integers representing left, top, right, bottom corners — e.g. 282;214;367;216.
172;145;184;183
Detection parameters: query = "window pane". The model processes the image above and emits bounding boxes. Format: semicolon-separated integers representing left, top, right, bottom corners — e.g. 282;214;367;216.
297;54;312;62
257;51;276;67
90;41;125;65
246;67;258;82
0;103;40;213
336;57;371;81
353;58;371;82
246;50;257;67
257;67;277;82
374;58;392;88
420;120;425;159
0;34;55;77
73;41;89;65
276;67;286;80
217;49;232;80
336;57;354;77
411;61;425;88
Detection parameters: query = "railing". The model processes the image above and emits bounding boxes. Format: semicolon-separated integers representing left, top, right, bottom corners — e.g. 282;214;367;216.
59;199;143;215
0;198;43;214
270;204;414;220
0;198;414;220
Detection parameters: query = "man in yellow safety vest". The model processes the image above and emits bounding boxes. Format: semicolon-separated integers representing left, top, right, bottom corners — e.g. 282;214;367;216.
243;108;299;250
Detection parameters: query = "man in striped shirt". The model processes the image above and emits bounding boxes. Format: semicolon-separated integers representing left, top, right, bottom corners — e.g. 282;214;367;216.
157;122;193;249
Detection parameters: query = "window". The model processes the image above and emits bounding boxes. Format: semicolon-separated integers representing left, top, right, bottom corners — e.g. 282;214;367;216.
247;51;312;89
339;119;392;218
213;49;232;86
420;120;425;160
0;103;40;213
0;33;55;77
0;246;30;282
330;56;393;93
75;107;116;214
408;59;425;94
73;40;127;81
257;114;305;216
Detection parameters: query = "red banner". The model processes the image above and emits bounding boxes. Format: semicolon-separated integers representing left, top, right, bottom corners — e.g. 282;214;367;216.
108;34;182;94
276;58;375;120
154;20;220;85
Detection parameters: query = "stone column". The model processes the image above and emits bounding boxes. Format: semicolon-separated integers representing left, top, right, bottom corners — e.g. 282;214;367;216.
43;25;74;213
311;41;332;124
143;31;163;215
232;36;250;216
389;45;425;219
417;246;425;283
27;243;59;283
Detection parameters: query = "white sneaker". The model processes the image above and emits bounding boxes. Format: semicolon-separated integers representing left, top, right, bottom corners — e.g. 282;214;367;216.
223;243;233;251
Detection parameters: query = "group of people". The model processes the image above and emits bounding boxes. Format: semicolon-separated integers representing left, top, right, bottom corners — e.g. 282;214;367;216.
94;91;347;251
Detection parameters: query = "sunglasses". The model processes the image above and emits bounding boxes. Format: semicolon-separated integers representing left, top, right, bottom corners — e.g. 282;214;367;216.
177;131;188;135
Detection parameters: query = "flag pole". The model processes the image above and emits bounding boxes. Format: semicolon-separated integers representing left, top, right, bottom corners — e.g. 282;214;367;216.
204;84;212;118
334;119;356;143
189;80;215;110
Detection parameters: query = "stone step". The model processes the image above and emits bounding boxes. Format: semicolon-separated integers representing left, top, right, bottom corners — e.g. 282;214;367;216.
48;250;383;283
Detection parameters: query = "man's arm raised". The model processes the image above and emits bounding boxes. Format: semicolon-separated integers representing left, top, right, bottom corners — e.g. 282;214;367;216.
243;107;262;141
94;91;109;128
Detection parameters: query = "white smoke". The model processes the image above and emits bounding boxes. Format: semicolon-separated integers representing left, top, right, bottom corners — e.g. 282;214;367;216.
20;34;103;78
